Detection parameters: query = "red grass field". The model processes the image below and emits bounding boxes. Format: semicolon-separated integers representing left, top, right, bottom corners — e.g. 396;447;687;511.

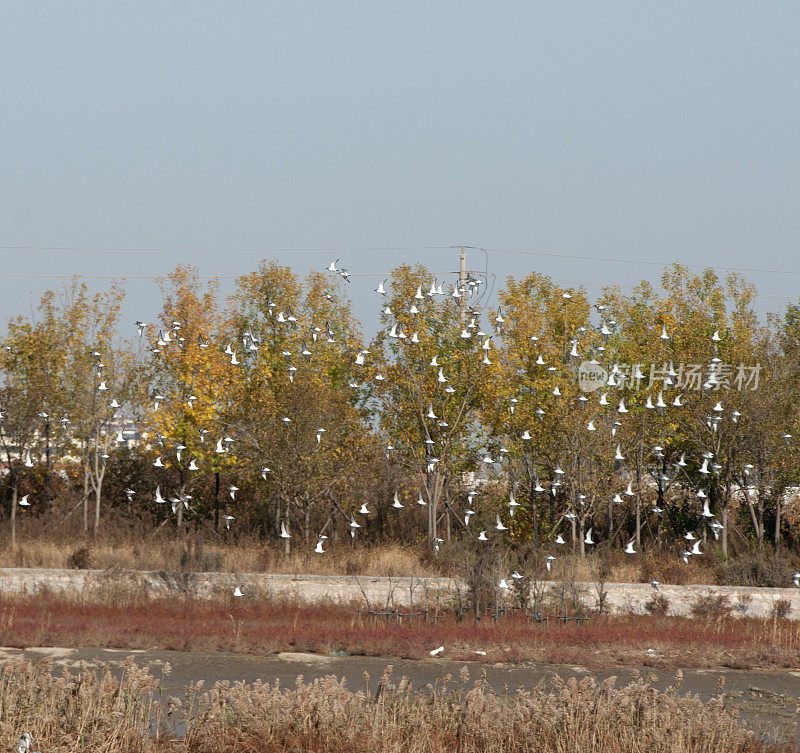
1;594;799;670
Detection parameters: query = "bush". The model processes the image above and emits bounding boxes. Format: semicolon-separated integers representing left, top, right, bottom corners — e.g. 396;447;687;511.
715;555;796;588
734;593;752;615
644;593;670;616
67;545;94;570
690;592;732;618
770;598;792;620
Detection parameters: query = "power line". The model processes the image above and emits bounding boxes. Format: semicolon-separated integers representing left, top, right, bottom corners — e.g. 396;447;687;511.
0;269;792;300
474;245;800;278
3;241;798;280
0;244;451;253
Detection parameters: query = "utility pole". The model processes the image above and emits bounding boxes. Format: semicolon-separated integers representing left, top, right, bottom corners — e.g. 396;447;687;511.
458;246;467;324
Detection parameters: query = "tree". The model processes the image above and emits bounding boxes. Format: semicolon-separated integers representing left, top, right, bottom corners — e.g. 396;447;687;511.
601;264;770;559
227;261;374;547
367;264;499;544
142;266;236;535
2;280;125;535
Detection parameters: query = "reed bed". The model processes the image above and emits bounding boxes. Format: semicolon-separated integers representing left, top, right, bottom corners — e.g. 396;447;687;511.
2;593;800;670
0;658;792;753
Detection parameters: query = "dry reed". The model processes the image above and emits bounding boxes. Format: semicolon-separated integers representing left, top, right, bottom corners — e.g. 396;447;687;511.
0;658;791;753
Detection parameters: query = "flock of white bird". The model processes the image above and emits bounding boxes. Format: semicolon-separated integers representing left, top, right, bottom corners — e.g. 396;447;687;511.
9;257;800;599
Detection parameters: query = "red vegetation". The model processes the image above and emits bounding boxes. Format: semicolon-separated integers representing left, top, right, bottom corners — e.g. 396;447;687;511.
2;594;799;669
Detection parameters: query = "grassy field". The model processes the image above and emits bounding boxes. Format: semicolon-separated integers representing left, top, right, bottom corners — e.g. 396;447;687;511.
2;592;799;671
0;655;794;753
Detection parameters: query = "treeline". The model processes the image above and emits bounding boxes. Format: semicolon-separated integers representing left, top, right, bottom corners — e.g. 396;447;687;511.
2;260;800;561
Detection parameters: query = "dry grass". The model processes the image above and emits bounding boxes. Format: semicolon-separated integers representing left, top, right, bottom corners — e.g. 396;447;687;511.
0;657;792;753
2;593;800;671
0;532;735;587
0;535;439;577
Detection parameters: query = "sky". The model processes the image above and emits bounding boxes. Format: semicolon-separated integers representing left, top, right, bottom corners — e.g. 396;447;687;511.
1;2;799;336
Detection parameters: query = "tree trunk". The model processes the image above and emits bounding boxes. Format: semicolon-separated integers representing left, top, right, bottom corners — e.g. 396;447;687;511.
721;496;729;560
82;463;90;535
10;478;17;548
427;471;438;542
44;420;52;510
214;471;220;533
93;453;105;536
528;482;539;548
745;488;763;555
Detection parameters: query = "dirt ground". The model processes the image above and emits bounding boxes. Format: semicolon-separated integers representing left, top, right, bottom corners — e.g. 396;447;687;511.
1;646;798;744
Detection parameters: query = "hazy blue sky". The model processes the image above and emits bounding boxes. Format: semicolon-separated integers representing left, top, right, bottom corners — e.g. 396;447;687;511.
1;2;799;335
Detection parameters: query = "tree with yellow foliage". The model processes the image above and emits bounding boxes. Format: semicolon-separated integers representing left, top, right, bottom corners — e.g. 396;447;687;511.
226;261;374;546
142;266;237;534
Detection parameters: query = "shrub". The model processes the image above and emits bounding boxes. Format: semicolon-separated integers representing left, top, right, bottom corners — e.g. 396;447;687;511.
690;592;732;618
715;555;796;588
735;593;753;615
770;598;792;620
645;593;670;616
67;545;94;570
